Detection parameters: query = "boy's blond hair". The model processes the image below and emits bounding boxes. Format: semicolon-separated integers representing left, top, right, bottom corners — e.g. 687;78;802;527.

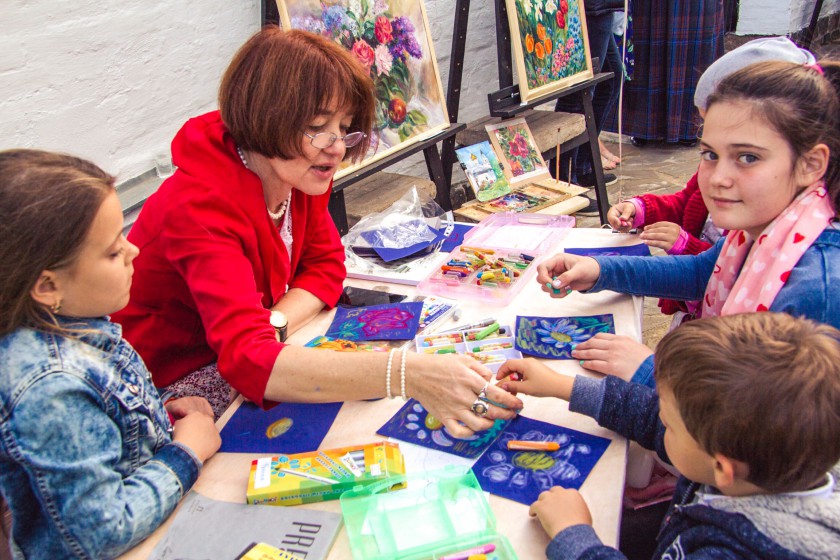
655;313;840;492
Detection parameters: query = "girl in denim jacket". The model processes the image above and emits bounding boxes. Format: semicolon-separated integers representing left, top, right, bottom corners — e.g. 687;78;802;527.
0;150;221;559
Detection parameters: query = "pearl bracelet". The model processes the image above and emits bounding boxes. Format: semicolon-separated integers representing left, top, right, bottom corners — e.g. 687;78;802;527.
385;349;397;399
399;348;408;401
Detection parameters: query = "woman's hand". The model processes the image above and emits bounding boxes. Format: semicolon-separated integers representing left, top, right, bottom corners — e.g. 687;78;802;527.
165;396;214;420
640;221;683;252
529;487;593;539
172;411;221;463
572;333;653;381
407;354;523;439
536;254;600;298
496;358;574;400
607;201;636;232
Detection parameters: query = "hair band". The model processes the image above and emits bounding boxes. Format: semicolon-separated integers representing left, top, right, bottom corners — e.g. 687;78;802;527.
804;63;824;76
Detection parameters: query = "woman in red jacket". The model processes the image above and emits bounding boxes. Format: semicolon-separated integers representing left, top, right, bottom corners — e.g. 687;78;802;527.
113;28;521;435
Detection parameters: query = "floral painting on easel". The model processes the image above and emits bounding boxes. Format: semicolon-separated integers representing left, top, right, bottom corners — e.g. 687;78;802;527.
514;314;615;359
505;0;593;102
277;0;450;178
485;117;548;184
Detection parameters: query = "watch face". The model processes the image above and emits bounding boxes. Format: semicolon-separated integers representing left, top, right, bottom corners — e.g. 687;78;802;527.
270;311;288;328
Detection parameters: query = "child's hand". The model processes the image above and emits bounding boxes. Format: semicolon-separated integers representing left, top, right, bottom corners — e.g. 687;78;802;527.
530;487;593;539
640;221;683;252
165;396;214;420
172;411;221;463
607;201;636;232
572;333;653;381
536;254;600;298
496;358;574;400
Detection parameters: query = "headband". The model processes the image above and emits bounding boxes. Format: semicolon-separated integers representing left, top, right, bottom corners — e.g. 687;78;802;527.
805;63;825;76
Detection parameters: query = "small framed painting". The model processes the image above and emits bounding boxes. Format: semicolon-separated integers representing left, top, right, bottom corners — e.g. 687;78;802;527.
485;117;548;184
505;0;593;102
455;141;512;202
277;0;450;179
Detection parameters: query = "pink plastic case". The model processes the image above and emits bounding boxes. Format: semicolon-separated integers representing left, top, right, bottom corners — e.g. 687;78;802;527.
417;213;574;306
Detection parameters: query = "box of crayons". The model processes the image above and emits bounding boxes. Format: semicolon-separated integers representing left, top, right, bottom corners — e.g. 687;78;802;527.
246;441;406;507
415;322;522;373
417;212;573;306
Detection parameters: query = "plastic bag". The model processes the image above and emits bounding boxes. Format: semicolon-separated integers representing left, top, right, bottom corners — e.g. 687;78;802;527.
343;187;452;260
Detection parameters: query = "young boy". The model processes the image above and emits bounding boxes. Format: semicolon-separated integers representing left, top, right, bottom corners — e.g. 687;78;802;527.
497;313;840;559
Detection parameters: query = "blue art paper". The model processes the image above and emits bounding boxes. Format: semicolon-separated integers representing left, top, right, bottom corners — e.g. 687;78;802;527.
360;220;444;262
472;415;611;504
326;301;424;341
377;399;509;459
515;314;615;359
440;223;475;253
219;401;342;454
565;244;651;257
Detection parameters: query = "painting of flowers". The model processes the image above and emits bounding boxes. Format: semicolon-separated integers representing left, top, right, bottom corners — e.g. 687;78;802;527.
277;0;450;178
485;117;549;184
505;0;593;102
514;314;615;359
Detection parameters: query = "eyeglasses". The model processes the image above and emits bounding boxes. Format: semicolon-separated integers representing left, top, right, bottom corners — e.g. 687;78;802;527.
304;131;367;149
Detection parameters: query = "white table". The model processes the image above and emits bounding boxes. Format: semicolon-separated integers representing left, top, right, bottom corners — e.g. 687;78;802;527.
122;228;645;559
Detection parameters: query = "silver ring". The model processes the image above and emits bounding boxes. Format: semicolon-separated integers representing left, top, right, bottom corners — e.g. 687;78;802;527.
478;382;490;401
471;398;489;417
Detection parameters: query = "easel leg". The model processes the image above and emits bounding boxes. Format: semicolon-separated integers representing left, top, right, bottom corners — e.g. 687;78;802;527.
424;145;453;212
329;189;350;236
582;89;609;224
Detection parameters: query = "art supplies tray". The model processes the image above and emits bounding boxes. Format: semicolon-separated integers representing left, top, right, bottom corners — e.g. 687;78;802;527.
454;178;589;222
340;466;518;560
415;324;521;373
417;213;574;306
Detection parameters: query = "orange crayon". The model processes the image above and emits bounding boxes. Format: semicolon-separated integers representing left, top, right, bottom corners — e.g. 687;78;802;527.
506;440;560;451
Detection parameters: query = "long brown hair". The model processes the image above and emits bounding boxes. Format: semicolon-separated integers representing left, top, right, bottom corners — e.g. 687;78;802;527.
706;59;840;211
219;27;376;162
0;149;115;336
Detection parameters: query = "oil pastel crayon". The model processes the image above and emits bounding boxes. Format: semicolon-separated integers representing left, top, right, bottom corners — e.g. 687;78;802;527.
439;543;496;560
506;440;560;451
473;322;500;340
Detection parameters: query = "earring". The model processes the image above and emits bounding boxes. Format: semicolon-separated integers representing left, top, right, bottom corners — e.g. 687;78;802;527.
51;300;62;313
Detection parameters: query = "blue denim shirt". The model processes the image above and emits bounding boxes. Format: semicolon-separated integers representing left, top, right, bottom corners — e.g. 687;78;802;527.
590;222;840;387
0;318;202;559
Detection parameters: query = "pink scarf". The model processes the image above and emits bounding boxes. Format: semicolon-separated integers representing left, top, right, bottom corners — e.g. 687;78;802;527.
701;182;834;317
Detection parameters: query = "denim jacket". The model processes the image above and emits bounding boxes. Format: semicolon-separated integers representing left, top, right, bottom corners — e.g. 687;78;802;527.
0;317;202;559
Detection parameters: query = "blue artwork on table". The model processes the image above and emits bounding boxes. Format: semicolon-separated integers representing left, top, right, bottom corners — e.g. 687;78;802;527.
564;244;651;257
325;301;424;341
219;401;342;454
472;415;611;504
377;399;509;459
515;314;615;359
440;223;475;253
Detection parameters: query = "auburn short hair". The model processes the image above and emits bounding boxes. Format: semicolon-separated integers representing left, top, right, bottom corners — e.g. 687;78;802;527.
655;313;840;492
219;27;375;162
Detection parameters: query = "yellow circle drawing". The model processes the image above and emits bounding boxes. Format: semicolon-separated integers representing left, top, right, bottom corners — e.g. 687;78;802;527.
513;451;556;471
265;417;293;439
424;414;444;430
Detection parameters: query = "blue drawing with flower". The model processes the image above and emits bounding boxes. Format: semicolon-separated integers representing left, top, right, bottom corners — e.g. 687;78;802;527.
514;314;615;359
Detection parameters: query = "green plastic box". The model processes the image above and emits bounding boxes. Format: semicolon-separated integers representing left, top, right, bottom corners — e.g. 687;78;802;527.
339;466;518;560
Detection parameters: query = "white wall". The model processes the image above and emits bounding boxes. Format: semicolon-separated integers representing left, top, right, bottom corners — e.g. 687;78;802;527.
0;1;260;181
0;1;499;183
737;0;840;36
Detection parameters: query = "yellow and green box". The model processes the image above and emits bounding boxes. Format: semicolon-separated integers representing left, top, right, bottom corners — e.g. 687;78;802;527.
246;441;406;506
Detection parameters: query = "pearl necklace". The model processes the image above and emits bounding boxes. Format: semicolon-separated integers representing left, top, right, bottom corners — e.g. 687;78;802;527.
237;146;289;221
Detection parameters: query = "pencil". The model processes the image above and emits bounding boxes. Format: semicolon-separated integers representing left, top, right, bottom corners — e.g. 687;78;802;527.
507;440;560;451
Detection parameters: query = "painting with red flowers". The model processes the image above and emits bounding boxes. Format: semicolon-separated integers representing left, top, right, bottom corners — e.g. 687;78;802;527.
277;0;450;179
505;0;593;102
485;117;548;184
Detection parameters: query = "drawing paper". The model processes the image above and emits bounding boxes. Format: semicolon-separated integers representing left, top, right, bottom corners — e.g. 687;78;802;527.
472;415;610;504
565;244;651;257
378;399;509;459
219;401;342;454
325;301;424;341
515;314;615;359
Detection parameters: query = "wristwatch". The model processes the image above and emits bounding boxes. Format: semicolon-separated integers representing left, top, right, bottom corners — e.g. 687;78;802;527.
269;310;288;342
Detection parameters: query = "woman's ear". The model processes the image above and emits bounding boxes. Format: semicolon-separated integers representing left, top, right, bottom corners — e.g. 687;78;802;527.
30;271;61;309
796;143;830;187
